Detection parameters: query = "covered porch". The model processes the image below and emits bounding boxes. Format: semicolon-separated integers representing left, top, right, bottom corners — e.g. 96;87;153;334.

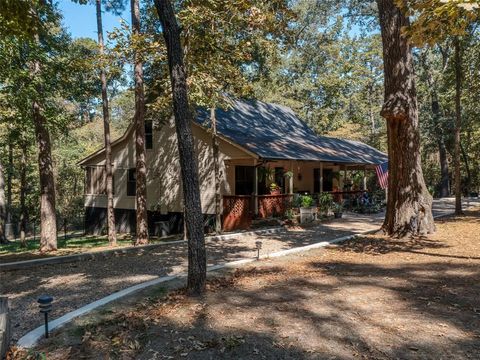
221;158;378;231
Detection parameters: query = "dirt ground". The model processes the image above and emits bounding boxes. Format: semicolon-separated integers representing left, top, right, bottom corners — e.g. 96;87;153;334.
1;212;382;342
11;208;480;359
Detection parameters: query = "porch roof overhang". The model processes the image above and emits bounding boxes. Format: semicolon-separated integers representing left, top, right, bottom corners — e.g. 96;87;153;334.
196;99;387;166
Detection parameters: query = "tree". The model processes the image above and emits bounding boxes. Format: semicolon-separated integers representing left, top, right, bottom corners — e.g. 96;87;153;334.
376;0;435;237
254;1;385;147
211;108;221;234
131;0;148;245
32;1;58;252
2;1;102;251
154;0;207;295
453;36;462;213
417;47;451;197
0;157;7;244
401;0;480;212
19;141;29;247
95;0;117;246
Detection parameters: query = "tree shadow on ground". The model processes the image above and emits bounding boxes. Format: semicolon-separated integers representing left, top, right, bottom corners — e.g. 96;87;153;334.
335;233;480;260
1;237;259;341
32;255;480;359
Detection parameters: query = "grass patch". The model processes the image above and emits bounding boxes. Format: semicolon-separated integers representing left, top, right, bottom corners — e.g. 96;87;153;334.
0;232;181;261
0;235;133;255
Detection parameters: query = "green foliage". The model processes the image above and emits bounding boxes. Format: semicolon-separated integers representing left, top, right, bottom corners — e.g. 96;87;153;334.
318;192;334;212
258;166;275;182
109;0;294;118
400;0;480;45
254;0;386;148
0;1;118;225
269;182;280;192
299;194;314;208
0;0;50;39
415;26;480;194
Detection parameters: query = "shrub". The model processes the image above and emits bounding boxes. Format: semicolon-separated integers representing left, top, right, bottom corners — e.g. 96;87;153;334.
300;195;314;208
318;192;334;213
333;202;344;213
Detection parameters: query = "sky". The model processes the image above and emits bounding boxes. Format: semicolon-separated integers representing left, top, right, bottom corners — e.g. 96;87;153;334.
58;1;131;39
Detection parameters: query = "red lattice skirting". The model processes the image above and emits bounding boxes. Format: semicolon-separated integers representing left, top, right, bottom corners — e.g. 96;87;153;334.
222;195;252;232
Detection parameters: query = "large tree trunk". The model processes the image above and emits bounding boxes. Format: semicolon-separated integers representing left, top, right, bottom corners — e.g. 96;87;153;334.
438;137;450;197
431;98;450;198
368;83;376;144
0;158;7;244
33;101;58;251
32;23;57;251
460;141;471;195
6;142;12;225
20;145;28;247
210;108;222;234
377;0;435;237
95;0;117;245
154;0;207;295
453;36;462;214
131;0;149;245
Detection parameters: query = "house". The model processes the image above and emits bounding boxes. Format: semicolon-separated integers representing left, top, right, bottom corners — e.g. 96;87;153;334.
79;99;387;235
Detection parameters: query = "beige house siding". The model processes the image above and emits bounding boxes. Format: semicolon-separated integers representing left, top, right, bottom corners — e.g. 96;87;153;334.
82;118;254;214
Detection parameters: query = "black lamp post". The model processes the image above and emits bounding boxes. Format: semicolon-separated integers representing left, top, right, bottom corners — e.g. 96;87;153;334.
38;295;53;338
255;241;262;260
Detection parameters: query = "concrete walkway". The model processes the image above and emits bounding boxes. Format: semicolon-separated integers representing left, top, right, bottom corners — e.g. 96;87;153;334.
2;197;478;342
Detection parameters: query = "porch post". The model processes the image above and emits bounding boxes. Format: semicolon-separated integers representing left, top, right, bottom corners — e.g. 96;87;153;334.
363;165;367;191
253;159;258;215
320;162;324;193
343;165;347;190
289;161;294;194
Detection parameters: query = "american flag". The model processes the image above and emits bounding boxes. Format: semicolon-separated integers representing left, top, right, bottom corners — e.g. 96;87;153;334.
375;161;389;189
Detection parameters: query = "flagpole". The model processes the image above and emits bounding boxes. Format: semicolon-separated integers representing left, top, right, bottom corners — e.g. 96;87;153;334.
385;161;388;205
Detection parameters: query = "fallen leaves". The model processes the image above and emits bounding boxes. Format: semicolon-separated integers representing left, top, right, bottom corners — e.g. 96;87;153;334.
20;208;480;360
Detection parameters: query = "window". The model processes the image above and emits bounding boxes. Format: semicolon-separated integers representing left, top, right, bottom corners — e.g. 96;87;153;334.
85;166;106;195
274;167;286;193
235;166;254;195
127;168;136;196
85;167;92;194
145;120;153;150
314;168;333;192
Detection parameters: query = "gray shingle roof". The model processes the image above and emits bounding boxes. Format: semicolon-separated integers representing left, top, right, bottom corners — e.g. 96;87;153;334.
195;99;387;165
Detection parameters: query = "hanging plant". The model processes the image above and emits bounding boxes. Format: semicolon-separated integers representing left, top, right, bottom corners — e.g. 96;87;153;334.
283;170;294;178
258;166;275;182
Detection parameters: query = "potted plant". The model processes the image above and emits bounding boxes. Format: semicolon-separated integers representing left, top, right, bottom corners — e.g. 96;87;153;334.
318;192;334;216
299;195;316;223
333;202;344;219
283;170;293;179
269;182;281;195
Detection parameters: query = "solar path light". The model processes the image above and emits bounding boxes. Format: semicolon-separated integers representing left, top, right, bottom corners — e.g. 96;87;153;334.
255;241;263;260
38;295;53;338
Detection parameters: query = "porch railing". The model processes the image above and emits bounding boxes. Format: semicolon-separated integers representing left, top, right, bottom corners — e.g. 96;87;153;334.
221;191;371;231
257;194;293;219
